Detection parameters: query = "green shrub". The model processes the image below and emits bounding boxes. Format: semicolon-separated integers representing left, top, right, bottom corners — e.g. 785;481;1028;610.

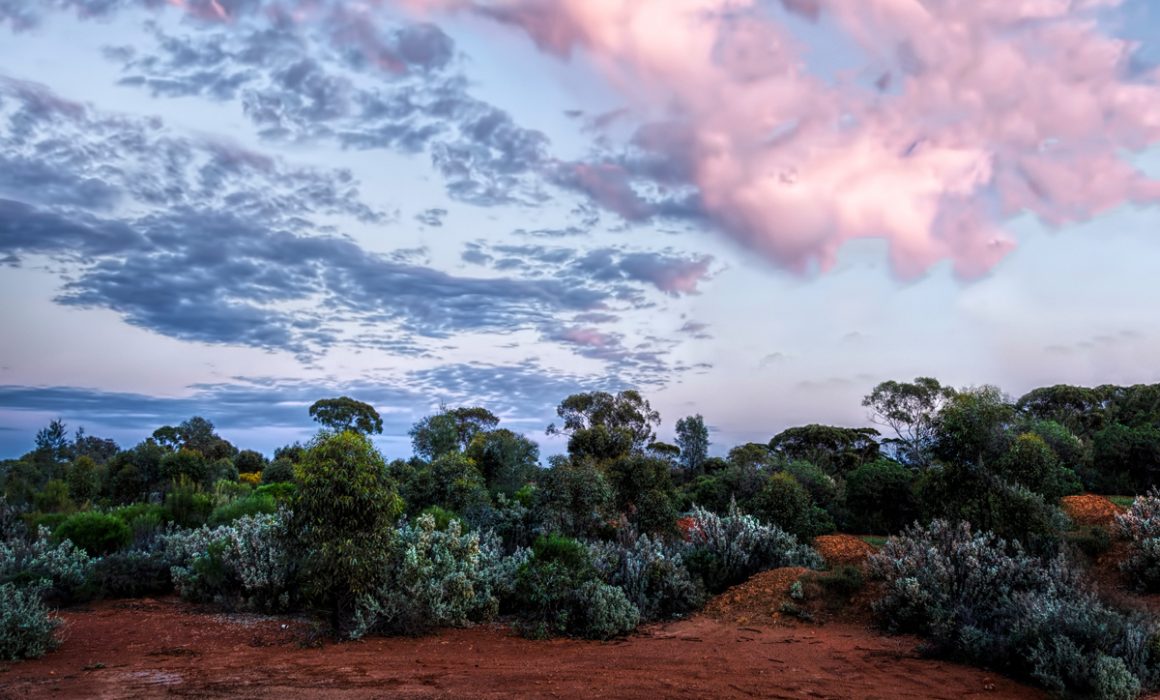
164;477;214;528
293;431;403;635
90;550;172;598
55;511;131;556
682;502;822;593
111;503;166;547
513;535;639;639
417;505;463;531
748;472;833;540
34;480;73;513
871;520;1160;698
0;583;60;660
207;493;277;527
845;460;917;534
1069;526;1113;559
261;458;296;484
255;481;296;502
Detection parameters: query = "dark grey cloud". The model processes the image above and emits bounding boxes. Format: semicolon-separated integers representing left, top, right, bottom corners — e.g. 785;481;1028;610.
415;207;447;227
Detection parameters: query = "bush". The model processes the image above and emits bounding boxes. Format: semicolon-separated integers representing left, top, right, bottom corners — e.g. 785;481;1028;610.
111;503;166;548
207;493;277;527
513;534;639;639
0;527;93;601
262;458;297;484
90;550;172;598
0;583;60;661
352;514;502;637
588;530;704;620
1116;491;1160;592
163;513;295;612
55;511;131;556
748;472;834;541
845;460;917;535
870;520;1160;698
293;431;403;635
682;502;822;593
164;477;214;528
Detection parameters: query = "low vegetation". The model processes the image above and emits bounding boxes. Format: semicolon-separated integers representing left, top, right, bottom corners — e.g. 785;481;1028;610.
2;381;1160;698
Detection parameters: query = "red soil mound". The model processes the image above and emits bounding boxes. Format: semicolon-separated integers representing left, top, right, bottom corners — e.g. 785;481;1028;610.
702;567;810;625
0;597;1043;699
1061;494;1124;526
813;534;877;566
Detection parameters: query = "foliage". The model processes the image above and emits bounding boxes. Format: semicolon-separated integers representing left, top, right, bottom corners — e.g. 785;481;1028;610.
208;492;278;527
607;454;678;537
293;431;403;634
464;428;539;496
932;385;1016;467
410;406;500;460
863;377;955;467
55;511;131;556
588;530;704;620
870;520;1160;699
0;582;60;661
769;425;881;476
164;513;295;612
0;527;93;601
234;450;268;475
547;391;660;463
163;477;215;528
674;414;710;473
90;550;172;598
160;449;211;488
513;534;640;639
532;457;615;539
1094;424;1160;495
34;479;73;513
308;396;383;435
67;456;101;504
262;458;296;484
352;514;502;637
748;472;834;541
682;503;822;593
845;459;917;535
1115;491;1160;592
996;433;1081;500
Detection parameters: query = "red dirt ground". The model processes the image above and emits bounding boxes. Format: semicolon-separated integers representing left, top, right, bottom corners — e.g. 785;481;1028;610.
1061;494;1124;526
812;535;877;567
0;597;1043;700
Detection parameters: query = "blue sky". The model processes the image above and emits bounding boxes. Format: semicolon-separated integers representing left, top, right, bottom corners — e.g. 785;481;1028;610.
1;0;1158;459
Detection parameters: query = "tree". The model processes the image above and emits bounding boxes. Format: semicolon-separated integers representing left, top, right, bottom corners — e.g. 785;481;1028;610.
234;449;268;475
863;377;955;467
34;419;71;466
933;385;1015;467
67;456;101;505
465;428;540;496
845;459;917;534
533;457;615;539
308;397;383;435
748;472;832;541
996;433;1080;501
607;454;678;536
674;415;710;473
410;406;499;459
768;424;880;475
152;417;235;460
1016;385;1106;438
547;391;660;463
294;430;403;636
72;428;119;465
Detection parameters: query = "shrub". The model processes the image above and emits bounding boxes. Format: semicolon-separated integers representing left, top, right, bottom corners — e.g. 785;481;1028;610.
682;502;822;593
845;459;917;535
111;503;166;548
1115;491;1160;592
163;513;295;612
0;583;60;661
261;458;296;485
352;514;502;637
207;493;277;527
164;477;214;528
870;520;1160;698
55;511;131;556
748;472;834;540
513;535;639;639
90;550;172;598
0;527;93;601
293;431;403;635
588;530;703;620
255;482;296;502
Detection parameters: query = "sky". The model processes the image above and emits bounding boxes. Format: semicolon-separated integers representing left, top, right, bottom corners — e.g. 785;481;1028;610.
1;0;1158;459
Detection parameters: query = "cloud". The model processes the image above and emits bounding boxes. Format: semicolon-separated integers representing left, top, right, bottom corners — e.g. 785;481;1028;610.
415;207;447;226
405;0;1160;279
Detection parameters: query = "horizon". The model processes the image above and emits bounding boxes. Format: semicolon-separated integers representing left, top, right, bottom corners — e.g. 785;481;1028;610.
2;0;1160;459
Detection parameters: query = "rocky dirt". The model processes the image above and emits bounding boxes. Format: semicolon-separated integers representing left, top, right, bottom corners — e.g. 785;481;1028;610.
1061;493;1124;526
0;597;1042;699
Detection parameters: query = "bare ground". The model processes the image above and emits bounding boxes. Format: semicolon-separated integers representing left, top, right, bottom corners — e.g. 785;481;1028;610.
0;597;1041;700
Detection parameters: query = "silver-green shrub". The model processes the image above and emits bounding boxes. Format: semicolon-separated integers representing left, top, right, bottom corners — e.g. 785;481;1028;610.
352;514;504;637
574;580;639;640
871;519;1159;699
0;582;60;660
1116;491;1160;592
588;531;703;620
681;502;822;592
0;526;92;599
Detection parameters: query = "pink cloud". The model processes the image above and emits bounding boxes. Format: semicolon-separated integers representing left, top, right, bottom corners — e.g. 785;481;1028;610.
405;0;1160;279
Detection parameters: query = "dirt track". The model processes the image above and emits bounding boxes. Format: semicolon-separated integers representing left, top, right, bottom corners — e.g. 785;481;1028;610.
0;597;1041;699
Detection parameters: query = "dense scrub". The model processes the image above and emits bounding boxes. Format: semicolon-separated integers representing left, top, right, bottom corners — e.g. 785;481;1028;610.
2;381;1160;697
